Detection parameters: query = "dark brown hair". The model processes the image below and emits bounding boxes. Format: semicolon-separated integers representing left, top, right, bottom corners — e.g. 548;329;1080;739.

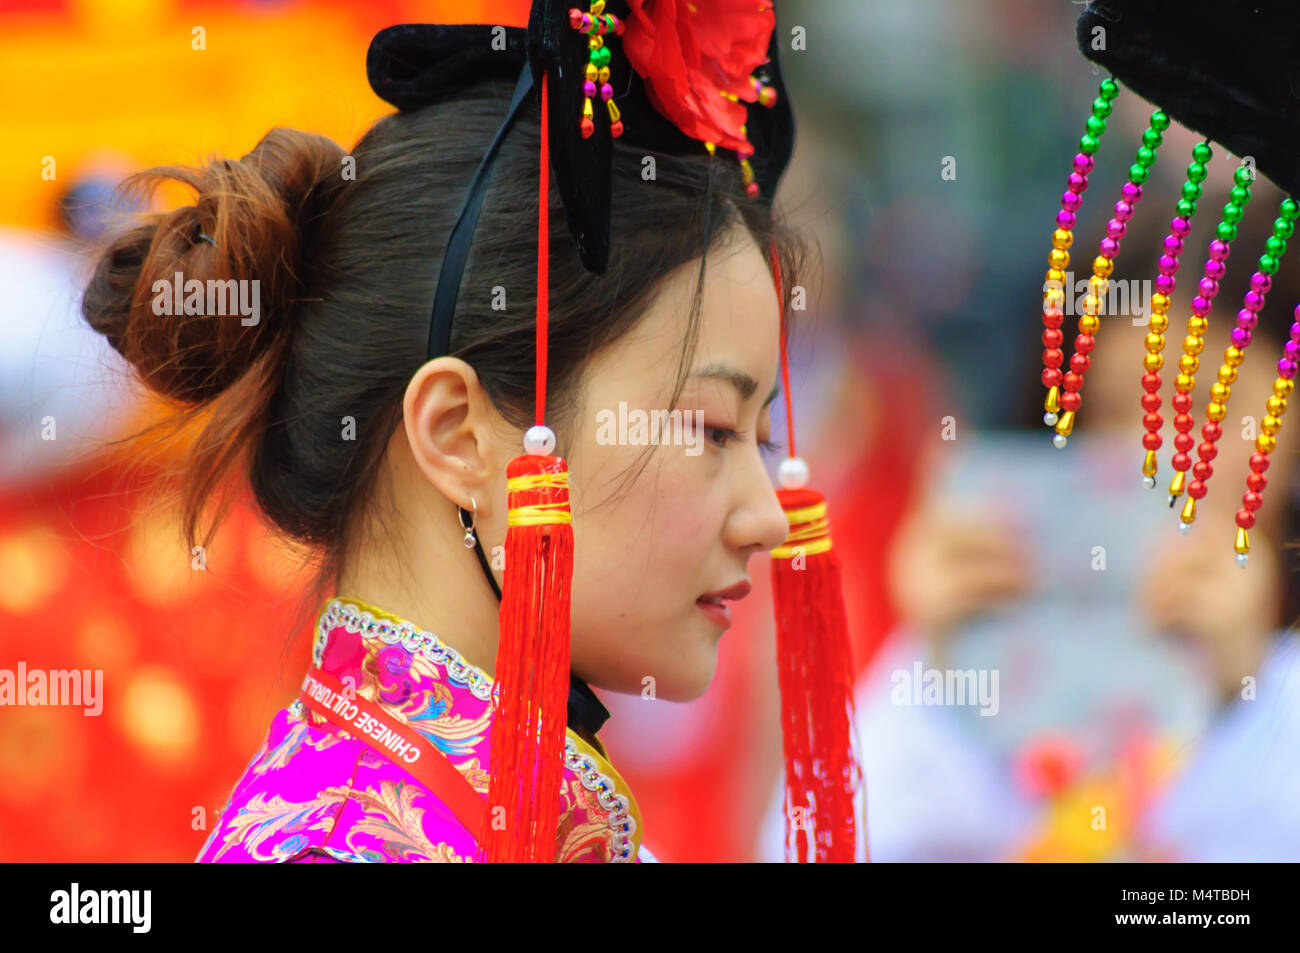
81;77;811;602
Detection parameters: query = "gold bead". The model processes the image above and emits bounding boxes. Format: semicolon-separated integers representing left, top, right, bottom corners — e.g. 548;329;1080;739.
1210;382;1230;403
1150;314;1170;333
1184;336;1205;355
1045;385;1061;414
1047;267;1067;285
1144;352;1164;372
1262;415;1282;435
1206;401;1226;421
1175;373;1195;391
1257;434;1277;453
1274;379;1294;398
1093;256;1114;278
1151;293;1170;314
1236;526;1250;555
598;66;610;82
1226;347;1245;367
1142;449;1158;478
1080;314;1100;334
585;63;598;81
1089;275;1109;296
1145;333;1164;353
1049;249;1069;270
1181;496;1197;524
1056;410;1076;436
1053;228;1073;250
1083;294;1102;316
1187;317;1208;336
1043;289;1065;308
1178;354;1199;375
1217;365;1237;385
1267;396;1287;416
1168;469;1186;498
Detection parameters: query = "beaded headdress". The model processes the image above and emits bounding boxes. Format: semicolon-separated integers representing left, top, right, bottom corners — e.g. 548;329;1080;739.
1040;0;1300;567
367;0;862;862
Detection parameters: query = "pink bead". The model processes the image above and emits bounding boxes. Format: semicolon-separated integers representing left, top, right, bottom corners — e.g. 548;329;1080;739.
1068;172;1088;193
600;83;613;100
1122;182;1142;201
1286;340;1300;361
1114;200;1134;221
1250;272;1271;293
1074;153;1094;174
1291;321;1300;341
1192;296;1211;316
1244;290;1266;312
1209;240;1231;261
1237;309;1259;330
583;80;597;97
1198;277;1219;298
1163;236;1184;255
1107;219;1127;239
1155;274;1175;295
1279;359;1298;379
1057;210;1076;230
1062;191;1082;212
1170;217;1191;237
1158;254;1179;275
1205;259;1226;280
1099;237;1120;258
1295;304;1300;322
1232;327;1252;348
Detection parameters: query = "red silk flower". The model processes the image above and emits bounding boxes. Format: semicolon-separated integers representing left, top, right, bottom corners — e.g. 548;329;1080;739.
620;0;776;155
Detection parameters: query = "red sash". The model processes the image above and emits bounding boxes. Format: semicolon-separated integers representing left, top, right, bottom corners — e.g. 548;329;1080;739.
297;665;487;837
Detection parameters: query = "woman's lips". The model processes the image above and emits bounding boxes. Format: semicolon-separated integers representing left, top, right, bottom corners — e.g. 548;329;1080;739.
695;598;732;629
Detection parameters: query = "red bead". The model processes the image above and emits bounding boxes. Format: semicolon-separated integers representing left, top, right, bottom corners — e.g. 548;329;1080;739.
1174;432;1195;452
1236;508;1256;529
1247;472;1267;493
1070;353;1090;374
570;8;584;29
1174;413;1194;432
1197;441;1218;460
1142;431;1163;451
1244;491;1263;511
1041;367;1063;388
1188;480;1207;499
1042;328;1064;349
1143;412;1163;430
1141;393;1162;412
1201;422;1221;442
610;120;624;137
1060;391;1082;411
1192;460;1212;480
1063;372;1082;392
580;116;595;138
1044;348;1064;368
1250;452;1271;473
1172;452;1192;471
1043;311;1064;329
1142;373;1162;393
1172;392;1193;413
1075;334;1096;354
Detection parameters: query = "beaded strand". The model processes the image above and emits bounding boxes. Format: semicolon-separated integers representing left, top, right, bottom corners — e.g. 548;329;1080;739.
569;2;626;139
1234;301;1300;567
1166;166;1258;521
1179;198;1300;535
1139;141;1213;486
1042;78;1120;433
1052;107;1171;448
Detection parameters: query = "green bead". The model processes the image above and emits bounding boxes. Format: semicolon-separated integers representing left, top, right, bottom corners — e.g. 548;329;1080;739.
1086;116;1107;138
1136;146;1158;168
1142;129;1163;150
1092;97;1113;118
1150;111;1171;131
1080;134;1100;155
1129;164;1149;185
1177;199;1197;219
1217;222;1238;242
596;46;612;67
1259;254;1280;275
1266;236;1286;257
1182;181;1203;201
1274;219;1295;240
1192;142;1213;163
1230;186;1250;206
1234;165;1256;186
1222;203;1244;224
1187;163;1208;183
1282;198;1300;221
1100;78;1120;100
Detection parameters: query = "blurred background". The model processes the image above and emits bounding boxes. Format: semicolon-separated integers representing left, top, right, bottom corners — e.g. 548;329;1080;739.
2;0;1298;862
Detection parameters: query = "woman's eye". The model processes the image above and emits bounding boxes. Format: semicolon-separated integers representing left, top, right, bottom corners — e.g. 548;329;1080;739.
759;438;784;456
707;426;739;448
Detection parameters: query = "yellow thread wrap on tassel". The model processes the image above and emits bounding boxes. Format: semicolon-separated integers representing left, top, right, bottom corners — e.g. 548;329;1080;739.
771;501;833;559
506;471;573;526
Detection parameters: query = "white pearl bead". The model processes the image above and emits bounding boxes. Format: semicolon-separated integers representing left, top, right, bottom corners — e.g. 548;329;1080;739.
1052;434;1067;449
1142;476;1156;489
1236;553;1249;568
1179;521;1191;536
1043;412;1059;427
778;456;810;489
524;425;556;456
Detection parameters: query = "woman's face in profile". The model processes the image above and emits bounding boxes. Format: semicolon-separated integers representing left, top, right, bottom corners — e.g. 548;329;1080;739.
563;228;791;702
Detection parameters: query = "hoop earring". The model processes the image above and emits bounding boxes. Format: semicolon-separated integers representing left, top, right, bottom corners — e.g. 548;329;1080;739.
458;496;478;549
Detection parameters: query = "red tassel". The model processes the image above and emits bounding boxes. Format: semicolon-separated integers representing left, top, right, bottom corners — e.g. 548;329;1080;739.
477;454;573;862
771;487;866;862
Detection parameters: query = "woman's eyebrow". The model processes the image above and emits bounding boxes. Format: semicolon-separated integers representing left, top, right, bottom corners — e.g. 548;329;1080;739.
689;362;781;407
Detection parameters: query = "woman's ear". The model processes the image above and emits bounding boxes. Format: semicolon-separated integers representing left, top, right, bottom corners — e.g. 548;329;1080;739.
401;356;506;516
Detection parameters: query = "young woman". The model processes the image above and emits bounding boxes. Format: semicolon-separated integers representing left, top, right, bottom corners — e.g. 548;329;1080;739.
78;5;845;863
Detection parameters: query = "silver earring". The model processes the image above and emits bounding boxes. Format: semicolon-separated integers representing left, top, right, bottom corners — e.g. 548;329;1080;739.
458;496;478;548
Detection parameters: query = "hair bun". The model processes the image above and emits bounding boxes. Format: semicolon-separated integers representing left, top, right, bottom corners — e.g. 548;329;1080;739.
82;128;346;405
